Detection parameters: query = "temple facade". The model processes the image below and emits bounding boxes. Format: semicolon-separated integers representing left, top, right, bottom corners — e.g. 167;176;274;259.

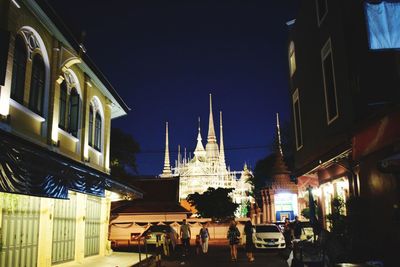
160;94;253;217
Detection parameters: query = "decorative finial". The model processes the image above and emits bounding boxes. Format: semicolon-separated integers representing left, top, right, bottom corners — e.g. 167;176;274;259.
198;117;201;131
276;113;283;156
160;121;172;178
219;110;226;170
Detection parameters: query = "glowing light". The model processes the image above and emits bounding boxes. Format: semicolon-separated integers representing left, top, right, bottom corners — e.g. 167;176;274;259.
109;192;121;201
275;192;299;218
311;187;321;198
322;183;334;195
84;144;89;159
11;0;21;9
0;94;10;116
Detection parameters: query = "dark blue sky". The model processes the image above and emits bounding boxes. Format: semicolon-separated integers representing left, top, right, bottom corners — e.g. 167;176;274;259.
50;0;299;175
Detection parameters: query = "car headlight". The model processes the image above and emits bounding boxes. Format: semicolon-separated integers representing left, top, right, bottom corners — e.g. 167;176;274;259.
280;236;285;242
256;237;262;241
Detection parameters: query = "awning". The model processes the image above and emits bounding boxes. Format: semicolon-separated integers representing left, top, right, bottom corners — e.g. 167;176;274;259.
0;130;142;199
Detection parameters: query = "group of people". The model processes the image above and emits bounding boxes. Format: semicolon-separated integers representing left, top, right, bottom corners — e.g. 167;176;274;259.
283;216;303;248
179;219;256;263
227;220;255;262
179;219;210;256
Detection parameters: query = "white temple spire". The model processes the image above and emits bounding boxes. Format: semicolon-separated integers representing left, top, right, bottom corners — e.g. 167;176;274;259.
207;94;217;142
160;122;172;178
219;111;226;170
184;147;187;164
276;113;283;156
194;117;206;158
205;93;219;163
177;145;181;167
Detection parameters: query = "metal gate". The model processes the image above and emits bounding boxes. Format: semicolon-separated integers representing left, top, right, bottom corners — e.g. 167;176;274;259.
51;193;77;264
84;196;101;257
0;193;41;267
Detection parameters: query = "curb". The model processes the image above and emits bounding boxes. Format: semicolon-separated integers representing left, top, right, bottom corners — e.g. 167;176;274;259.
131;255;156;267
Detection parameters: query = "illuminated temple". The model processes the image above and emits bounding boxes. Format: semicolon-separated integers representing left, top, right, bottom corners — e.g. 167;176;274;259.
160;94;254;217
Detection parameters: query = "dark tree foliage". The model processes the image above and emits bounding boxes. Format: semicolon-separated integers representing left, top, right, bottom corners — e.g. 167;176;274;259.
252;120;295;206
187;187;239;221
252;154;275;205
268;119;295;170
110;127;140;176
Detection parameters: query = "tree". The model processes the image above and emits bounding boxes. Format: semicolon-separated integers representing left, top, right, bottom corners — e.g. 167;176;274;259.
252;154;275;205
187;187;239;221
110;127;140;177
252;119;295;206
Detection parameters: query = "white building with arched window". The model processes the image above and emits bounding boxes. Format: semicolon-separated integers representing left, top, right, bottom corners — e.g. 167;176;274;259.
0;1;142;266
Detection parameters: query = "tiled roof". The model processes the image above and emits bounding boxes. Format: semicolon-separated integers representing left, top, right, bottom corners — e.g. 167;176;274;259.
111;200;190;214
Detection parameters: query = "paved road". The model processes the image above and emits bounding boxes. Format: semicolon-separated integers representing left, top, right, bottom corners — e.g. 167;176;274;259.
161;242;290;267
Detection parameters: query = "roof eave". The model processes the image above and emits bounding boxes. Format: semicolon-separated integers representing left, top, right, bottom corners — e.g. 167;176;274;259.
23;0;131;118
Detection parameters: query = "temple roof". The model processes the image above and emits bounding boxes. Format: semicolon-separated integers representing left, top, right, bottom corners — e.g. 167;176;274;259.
111;200;190;214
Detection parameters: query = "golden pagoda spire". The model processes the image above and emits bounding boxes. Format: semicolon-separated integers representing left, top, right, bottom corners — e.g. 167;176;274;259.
160;121;172;178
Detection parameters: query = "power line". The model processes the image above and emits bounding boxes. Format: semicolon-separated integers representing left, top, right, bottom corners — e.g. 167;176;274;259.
136;145;270;154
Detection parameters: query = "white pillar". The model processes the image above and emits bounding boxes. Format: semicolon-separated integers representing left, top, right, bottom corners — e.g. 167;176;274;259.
75;193;87;262
0;36;13;117
37;197;54;267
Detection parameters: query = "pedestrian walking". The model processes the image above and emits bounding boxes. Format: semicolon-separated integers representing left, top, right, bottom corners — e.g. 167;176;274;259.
199;223;210;254
180;219;191;256
292;216;302;240
195;235;202;255
283;217;292;248
244;220;255;262
227;220;240;261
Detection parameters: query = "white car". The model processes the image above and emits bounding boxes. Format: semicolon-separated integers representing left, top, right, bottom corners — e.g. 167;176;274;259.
253;224;286;249
141;225;178;250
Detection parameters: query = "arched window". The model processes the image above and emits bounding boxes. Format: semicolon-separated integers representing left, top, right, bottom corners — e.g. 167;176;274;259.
29;54;45;115
289;41;296;77
59;80;67;130
11;35;27;104
88;98;103;152
94;112;102;151
89;105;94;146
58;71;81;137
68;88;80;137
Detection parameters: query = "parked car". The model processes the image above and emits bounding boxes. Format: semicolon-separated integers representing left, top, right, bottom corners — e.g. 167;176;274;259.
141;225;178;250
253;224;286;249
298;222;314;241
274;221;315;241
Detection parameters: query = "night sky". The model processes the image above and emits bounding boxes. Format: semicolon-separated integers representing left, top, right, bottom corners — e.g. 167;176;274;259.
49;0;300;175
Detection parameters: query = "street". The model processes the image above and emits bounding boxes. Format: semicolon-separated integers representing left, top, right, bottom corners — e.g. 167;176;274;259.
160;240;289;267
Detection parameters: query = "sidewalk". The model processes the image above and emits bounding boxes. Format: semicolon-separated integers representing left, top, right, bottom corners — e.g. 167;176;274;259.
60;252;151;267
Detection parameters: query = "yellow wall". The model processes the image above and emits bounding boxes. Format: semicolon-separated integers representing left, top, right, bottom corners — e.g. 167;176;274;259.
0;1;114;173
0;2;125;266
0;191;111;267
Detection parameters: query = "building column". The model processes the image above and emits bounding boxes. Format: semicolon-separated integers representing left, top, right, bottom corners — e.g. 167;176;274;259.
250;203;256;225
75;192;87;262
104;100;112;172
0;28;13;118
261;191;267;223
81;74;91;161
37;197;55;267
270;194;276;222
47;38;60;145
99;191;112;256
256;207;261;224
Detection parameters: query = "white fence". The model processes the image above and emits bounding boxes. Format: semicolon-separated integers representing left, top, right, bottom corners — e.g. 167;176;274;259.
109;219;248;243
